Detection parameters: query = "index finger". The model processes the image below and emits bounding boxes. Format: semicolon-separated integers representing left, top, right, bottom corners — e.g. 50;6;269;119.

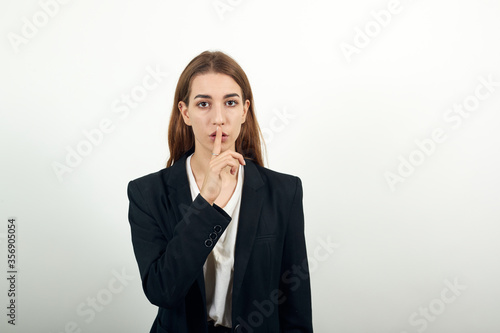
212;126;222;157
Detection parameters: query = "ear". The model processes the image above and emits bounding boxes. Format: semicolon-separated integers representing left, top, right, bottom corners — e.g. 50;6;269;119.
178;101;191;126
241;99;250;124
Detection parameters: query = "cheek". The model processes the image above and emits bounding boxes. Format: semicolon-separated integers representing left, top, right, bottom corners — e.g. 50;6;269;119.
233;121;243;137
189;113;204;125
189;115;210;134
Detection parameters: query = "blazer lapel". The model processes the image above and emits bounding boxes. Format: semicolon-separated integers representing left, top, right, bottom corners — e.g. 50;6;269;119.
232;159;265;304
164;150;193;226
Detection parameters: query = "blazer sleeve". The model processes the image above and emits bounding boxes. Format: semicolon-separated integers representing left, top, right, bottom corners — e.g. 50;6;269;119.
278;177;314;332
127;179;231;309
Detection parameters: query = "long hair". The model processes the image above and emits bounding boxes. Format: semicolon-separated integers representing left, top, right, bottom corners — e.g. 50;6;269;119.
166;50;265;167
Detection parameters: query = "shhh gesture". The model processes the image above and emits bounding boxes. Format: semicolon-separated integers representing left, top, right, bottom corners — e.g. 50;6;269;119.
200;126;246;206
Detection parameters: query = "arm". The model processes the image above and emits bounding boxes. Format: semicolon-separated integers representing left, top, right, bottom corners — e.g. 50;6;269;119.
278;177;314;332
127;180;231;309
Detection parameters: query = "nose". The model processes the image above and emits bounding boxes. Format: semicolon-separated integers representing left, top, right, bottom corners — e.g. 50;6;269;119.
212;102;225;125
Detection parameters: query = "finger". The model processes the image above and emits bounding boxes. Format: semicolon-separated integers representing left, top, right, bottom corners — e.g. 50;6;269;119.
212;126;222;157
224;159;239;175
211;156;238;172
221;163;237;176
217;151;246;166
228;151;246;166
212;156;245;174
237;154;246;166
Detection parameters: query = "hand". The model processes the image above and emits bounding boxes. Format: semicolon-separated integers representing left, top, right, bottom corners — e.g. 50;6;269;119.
200;126;246;205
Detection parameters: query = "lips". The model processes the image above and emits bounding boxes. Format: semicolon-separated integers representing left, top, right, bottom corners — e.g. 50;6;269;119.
209;130;228;143
209;131;228;137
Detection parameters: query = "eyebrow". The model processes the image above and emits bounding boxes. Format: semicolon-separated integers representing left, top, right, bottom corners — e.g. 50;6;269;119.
194;93;241;99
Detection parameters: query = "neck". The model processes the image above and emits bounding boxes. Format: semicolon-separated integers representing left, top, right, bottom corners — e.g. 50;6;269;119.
190;148;213;176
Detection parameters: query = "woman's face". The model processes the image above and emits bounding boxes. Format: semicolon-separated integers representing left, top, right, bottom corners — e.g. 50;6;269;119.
179;72;250;155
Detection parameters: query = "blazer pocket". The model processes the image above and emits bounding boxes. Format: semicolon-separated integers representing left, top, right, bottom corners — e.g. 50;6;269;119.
254;234;277;242
251;236;275;290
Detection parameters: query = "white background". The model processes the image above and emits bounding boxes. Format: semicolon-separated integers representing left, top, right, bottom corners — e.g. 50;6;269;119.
1;0;500;332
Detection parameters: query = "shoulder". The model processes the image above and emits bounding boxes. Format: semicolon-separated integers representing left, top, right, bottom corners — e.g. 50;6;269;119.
129;152;189;191
247;162;304;219
127;168;172;199
255;163;300;184
129;168;168;186
249;161;303;196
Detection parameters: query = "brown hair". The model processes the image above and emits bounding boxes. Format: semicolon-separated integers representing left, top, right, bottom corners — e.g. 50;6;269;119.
166;50;265;167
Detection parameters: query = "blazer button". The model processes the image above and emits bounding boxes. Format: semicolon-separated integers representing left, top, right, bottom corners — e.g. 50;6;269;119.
204;239;213;247
234;324;241;332
214;225;222;233
209;232;217;240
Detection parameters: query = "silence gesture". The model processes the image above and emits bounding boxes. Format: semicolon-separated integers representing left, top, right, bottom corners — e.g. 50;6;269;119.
199;126;246;206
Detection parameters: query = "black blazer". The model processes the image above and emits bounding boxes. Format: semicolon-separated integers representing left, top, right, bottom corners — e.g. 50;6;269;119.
127;150;313;333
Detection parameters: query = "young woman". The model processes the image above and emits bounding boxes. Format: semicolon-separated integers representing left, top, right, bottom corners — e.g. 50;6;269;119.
127;51;313;333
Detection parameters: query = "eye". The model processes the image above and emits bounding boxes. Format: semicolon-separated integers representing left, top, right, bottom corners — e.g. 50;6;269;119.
197;101;209;108
226;100;238;107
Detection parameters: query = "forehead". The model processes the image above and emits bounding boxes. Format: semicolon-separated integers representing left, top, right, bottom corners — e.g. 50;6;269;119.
190;72;242;98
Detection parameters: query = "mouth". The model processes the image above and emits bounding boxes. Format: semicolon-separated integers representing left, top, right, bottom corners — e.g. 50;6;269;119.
209;131;228;137
209;131;229;142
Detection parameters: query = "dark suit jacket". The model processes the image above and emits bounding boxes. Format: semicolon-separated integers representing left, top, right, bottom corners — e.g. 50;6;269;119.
127;150;313;333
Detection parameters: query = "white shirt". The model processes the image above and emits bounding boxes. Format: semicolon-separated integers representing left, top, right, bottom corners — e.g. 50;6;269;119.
186;153;244;328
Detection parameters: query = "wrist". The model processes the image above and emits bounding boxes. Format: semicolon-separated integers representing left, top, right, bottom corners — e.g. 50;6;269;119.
200;190;215;206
